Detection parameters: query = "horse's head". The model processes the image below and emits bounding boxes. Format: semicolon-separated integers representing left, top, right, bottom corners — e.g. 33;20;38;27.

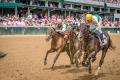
80;23;90;32
79;23;90;39
45;27;57;42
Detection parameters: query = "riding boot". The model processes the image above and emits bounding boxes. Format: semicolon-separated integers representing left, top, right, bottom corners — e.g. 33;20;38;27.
99;33;108;46
96;27;108;46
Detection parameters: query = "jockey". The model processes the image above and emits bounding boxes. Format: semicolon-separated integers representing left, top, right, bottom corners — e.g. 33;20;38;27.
72;18;78;29
56;19;69;39
85;13;107;46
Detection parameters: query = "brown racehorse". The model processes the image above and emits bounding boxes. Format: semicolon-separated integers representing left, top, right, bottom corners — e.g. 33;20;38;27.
44;27;72;69
75;23;115;75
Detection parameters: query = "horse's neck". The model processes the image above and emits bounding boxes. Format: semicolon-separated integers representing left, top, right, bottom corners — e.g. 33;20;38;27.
52;33;63;41
83;31;90;40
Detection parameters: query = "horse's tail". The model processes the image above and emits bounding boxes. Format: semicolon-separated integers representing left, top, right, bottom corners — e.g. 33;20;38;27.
109;37;116;50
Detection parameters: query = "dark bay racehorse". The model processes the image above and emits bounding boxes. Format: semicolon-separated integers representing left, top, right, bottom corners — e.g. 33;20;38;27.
44;27;71;69
69;29;83;67
75;23;115;75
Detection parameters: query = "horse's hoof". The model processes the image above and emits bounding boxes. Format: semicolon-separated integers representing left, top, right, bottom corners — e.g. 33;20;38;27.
82;62;88;67
89;71;92;74
92;58;96;62
44;61;47;65
44;63;47;65
51;67;55;71
76;64;79;68
70;60;73;64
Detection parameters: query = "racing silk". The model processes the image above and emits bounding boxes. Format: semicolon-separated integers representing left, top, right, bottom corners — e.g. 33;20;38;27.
85;14;101;33
92;14;102;26
86;14;101;27
62;22;68;32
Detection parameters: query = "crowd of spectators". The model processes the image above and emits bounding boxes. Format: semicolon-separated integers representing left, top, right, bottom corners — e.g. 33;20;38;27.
93;0;120;4
101;18;120;27
0;14;73;27
0;13;120;28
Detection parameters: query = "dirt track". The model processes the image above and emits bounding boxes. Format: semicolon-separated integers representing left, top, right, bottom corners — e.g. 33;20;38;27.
0;34;120;80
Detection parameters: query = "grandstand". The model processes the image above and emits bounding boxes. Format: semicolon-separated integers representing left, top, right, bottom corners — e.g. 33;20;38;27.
0;0;120;34
31;0;120;22
0;0;120;21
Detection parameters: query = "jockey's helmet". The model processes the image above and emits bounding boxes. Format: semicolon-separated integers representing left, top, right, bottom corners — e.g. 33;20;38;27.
85;13;93;22
72;20;78;27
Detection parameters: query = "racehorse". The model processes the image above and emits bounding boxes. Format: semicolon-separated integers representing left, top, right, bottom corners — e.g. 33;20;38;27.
44;27;72;69
75;23;115;75
68;29;83;67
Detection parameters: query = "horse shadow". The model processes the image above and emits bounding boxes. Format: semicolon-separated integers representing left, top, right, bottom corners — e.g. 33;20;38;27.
61;67;87;74
43;65;71;70
74;74;103;80
61;65;98;74
74;72;116;80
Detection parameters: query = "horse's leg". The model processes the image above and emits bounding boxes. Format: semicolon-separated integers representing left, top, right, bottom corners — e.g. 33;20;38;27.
69;45;75;64
65;43;72;64
44;49;55;65
95;47;108;75
51;48;63;69
88;58;92;74
82;52;89;67
66;48;72;65
74;50;82;67
71;50;75;64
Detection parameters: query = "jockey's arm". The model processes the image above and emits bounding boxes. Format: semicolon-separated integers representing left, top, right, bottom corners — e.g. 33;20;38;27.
92;19;99;27
61;23;67;32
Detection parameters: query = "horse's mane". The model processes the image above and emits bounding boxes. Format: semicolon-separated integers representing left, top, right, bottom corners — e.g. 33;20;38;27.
50;27;64;37
46;27;64;42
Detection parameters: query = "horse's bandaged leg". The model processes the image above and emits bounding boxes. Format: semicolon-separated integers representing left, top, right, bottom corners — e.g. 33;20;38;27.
74;50;80;59
74;50;82;67
95;67;101;75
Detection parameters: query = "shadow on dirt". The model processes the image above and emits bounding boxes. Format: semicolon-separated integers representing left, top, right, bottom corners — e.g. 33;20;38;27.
0;51;7;59
61;68;87;74
43;65;71;70
73;72;120;80
74;73;105;80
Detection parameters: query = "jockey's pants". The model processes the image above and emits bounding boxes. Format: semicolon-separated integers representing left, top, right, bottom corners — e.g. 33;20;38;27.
90;26;107;45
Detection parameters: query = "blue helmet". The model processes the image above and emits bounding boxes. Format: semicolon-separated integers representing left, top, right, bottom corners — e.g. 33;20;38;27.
72;20;78;27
